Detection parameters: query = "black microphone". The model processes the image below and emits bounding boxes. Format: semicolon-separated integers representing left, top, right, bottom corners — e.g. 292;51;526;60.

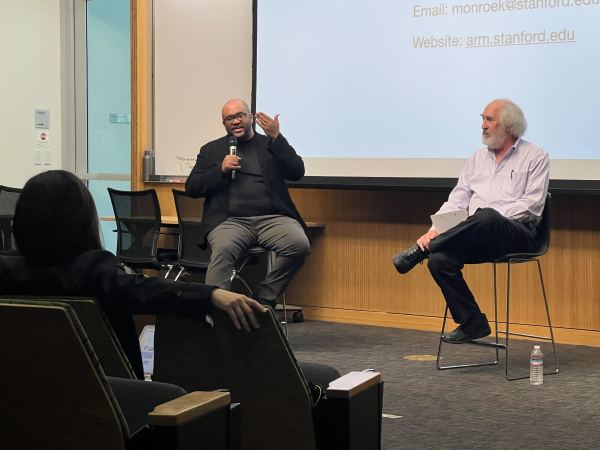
229;135;237;180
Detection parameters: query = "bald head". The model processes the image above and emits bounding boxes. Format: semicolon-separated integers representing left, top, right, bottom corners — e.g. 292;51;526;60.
221;98;254;141
222;99;250;118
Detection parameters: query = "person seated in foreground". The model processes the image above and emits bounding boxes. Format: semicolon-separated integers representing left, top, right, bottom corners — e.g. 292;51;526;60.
0;170;266;379
392;99;549;344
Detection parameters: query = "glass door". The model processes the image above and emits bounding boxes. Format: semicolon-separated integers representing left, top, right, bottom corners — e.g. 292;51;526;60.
82;0;131;252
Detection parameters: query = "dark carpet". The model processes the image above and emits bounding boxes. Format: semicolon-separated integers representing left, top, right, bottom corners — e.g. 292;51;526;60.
286;319;600;450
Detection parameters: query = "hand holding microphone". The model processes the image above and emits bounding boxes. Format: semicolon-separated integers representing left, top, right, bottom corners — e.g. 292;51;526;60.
229;136;238;180
221;136;241;179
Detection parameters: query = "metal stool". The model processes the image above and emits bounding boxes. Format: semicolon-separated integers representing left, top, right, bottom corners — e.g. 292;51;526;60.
230;246;290;336
436;193;558;380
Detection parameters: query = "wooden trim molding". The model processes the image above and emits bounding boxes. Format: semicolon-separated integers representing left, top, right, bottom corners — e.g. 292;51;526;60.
131;0;150;191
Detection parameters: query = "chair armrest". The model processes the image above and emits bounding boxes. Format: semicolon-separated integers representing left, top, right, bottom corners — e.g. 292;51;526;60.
326;371;381;399
148;391;231;426
316;371;383;450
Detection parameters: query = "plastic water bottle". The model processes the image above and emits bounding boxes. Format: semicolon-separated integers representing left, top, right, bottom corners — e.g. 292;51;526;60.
530;345;543;385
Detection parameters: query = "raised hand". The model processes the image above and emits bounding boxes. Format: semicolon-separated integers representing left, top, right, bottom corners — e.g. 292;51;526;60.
255;112;280;140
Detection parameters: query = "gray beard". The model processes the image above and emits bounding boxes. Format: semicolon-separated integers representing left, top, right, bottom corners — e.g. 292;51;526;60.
482;127;508;149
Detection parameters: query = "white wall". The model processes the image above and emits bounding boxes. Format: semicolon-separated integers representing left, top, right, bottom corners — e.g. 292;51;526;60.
153;0;253;176
0;0;63;187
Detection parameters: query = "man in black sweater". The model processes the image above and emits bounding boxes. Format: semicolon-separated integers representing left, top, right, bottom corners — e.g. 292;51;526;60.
186;99;309;308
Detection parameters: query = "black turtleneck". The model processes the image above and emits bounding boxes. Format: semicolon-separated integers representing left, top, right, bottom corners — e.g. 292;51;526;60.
228;135;276;217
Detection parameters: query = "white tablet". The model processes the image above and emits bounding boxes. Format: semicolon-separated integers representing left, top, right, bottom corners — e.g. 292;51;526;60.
430;209;468;234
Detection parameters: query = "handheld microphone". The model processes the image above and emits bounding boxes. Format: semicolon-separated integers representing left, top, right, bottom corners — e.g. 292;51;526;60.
229;135;237;180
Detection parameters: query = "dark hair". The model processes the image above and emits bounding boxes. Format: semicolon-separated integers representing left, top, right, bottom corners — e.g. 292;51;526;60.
13;170;102;267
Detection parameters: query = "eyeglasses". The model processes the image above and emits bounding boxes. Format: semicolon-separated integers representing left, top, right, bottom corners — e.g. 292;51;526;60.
223;112;251;124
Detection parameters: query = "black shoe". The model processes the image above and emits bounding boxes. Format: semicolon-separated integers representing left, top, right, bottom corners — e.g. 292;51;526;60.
392;245;429;274
442;322;492;344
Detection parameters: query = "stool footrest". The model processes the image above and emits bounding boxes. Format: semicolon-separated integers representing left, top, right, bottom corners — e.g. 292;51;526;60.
437;361;499;370
497;330;554;341
465;340;506;349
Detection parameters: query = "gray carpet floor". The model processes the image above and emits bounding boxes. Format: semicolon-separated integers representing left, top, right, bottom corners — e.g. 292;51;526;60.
286;319;600;450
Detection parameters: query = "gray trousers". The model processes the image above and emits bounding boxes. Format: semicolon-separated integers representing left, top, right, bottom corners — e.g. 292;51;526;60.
206;215;310;305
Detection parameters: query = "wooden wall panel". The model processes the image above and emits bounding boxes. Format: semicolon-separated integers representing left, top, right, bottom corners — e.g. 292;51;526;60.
285;189;600;340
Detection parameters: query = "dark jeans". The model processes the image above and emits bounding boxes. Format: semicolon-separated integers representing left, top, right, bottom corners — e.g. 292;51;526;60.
427;208;537;331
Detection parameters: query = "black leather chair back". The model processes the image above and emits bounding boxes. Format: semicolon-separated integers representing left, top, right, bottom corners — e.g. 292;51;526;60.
0;295;136;379
0;298;128;449
153;308;317;450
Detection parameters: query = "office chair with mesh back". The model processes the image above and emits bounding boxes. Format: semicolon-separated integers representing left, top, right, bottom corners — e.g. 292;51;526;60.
0;186;22;253
436;193;558;381
171;190;211;281
108;188;177;275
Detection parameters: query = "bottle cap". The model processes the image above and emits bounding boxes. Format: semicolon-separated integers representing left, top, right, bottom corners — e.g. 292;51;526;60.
534;345;541;349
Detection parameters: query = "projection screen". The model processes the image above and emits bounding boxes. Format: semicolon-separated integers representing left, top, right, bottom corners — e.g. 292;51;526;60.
255;0;600;188
153;0;600;190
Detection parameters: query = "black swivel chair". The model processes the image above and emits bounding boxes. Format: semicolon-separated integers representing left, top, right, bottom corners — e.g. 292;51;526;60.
108;188;177;275
0;185;22;253
436;193;558;380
